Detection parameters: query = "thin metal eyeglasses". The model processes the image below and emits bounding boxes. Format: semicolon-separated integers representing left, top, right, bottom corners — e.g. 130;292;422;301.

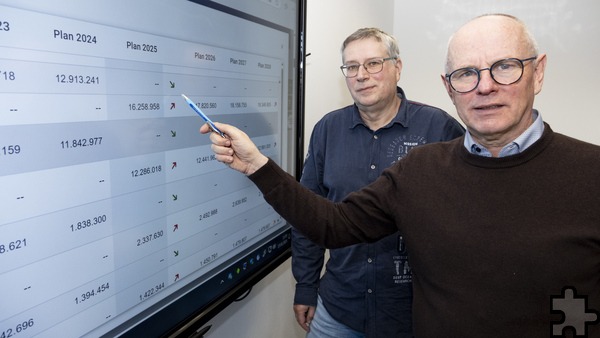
445;56;538;93
340;57;396;78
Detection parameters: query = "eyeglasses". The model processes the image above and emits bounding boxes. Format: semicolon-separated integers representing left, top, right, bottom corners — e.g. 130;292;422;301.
340;57;396;78
445;56;537;93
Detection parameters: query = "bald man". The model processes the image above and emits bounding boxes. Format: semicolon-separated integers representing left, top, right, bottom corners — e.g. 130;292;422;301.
203;14;600;337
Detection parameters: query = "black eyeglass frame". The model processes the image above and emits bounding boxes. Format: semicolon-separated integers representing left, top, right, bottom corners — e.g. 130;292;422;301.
445;56;538;93
340;57;396;78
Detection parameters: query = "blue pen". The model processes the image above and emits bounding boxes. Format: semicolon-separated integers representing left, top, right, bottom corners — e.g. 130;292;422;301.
181;94;226;138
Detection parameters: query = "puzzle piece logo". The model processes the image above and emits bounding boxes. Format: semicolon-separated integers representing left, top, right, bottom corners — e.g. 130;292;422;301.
551;286;599;337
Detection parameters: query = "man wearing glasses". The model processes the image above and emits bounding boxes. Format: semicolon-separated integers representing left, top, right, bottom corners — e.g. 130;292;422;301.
202;14;600;337
292;28;463;337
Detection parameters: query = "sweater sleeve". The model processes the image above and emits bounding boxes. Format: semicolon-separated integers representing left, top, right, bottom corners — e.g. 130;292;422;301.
249;158;398;248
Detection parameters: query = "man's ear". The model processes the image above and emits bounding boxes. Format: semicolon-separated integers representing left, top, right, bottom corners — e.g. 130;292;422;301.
440;74;456;105
533;54;547;95
395;58;403;82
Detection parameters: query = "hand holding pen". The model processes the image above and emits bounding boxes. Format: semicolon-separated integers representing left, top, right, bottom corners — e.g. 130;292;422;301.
181;94;226;138
199;122;268;176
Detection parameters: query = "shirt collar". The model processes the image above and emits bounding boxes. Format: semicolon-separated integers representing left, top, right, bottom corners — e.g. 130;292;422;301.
464;109;544;157
350;86;407;129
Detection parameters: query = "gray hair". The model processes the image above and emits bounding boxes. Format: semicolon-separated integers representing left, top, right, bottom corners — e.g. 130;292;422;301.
341;27;400;62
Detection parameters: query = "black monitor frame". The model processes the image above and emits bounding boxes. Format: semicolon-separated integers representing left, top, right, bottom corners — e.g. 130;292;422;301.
0;0;306;337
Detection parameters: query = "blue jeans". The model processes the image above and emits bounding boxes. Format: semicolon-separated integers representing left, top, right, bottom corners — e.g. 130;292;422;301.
306;296;365;338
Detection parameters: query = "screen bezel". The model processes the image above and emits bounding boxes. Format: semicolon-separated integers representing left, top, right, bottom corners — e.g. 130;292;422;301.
0;0;306;336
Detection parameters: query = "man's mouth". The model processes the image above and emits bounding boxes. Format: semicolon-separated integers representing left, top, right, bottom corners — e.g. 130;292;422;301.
474;104;503;110
357;85;375;93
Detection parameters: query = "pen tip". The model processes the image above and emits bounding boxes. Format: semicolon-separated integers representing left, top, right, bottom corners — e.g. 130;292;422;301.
181;94;187;99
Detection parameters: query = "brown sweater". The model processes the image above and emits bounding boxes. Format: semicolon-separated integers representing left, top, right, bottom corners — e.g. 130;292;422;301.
250;123;600;337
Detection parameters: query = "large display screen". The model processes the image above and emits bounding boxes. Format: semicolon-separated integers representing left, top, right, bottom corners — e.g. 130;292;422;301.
0;0;304;336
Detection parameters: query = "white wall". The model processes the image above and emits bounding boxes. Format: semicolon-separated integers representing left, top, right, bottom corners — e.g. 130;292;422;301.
205;1;599;337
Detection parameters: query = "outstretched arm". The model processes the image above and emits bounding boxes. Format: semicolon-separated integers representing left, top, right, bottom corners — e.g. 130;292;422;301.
200;121;398;248
199;122;268;175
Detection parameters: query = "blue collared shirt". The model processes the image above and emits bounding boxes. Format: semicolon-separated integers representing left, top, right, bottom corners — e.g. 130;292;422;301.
292;87;464;337
464;109;544;157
